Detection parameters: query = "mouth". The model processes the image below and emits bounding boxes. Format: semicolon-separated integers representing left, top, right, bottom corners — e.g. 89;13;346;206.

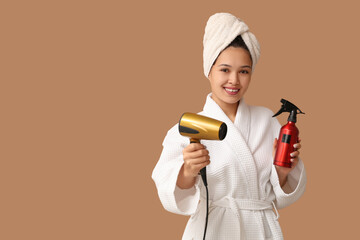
224;87;240;95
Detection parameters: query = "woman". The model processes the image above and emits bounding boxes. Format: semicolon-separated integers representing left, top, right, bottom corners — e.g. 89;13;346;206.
152;12;306;240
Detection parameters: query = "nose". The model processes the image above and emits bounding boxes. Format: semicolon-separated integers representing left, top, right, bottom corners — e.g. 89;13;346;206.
228;72;239;85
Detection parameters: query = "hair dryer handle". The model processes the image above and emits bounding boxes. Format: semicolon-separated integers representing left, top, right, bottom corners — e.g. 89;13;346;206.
199;167;207;186
189;139;208;186
190;138;200;144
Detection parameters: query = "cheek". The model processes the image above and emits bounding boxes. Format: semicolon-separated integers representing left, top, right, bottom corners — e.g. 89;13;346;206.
241;78;251;88
209;74;224;88
212;73;228;86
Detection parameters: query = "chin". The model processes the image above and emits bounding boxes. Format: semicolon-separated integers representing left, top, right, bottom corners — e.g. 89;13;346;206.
228;100;241;105
225;94;242;102
223;97;241;105
212;91;242;106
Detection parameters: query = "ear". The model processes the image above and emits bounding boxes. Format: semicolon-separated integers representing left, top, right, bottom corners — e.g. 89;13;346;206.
207;67;213;81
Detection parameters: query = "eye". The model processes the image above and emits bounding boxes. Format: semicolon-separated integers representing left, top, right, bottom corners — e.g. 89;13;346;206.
239;70;249;74
220;68;229;73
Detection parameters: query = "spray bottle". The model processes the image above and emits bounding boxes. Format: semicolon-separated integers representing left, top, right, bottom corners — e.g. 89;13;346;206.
273;99;305;168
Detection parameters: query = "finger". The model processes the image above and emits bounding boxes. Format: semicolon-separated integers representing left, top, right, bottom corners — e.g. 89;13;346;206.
187;155;210;165
290;151;300;158
194;160;211;172
185;143;206;152
187;159;211;176
186;148;209;159
184;157;210;176
293;143;302;150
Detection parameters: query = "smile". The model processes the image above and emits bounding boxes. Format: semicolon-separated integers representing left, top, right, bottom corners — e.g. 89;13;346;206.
224;88;240;95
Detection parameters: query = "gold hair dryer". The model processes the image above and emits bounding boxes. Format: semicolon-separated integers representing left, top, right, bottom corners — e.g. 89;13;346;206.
178;112;227;185
179;112;227;143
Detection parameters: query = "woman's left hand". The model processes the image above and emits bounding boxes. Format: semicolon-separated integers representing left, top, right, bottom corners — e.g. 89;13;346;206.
273;138;302;187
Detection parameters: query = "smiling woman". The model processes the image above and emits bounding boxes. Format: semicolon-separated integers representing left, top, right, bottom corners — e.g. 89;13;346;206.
152;12;307;240
209;44;252;122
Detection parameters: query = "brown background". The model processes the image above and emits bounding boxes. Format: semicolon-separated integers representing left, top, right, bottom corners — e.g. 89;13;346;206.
1;0;359;239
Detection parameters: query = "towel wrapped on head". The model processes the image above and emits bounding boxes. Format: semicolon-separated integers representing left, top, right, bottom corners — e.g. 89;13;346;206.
203;13;261;78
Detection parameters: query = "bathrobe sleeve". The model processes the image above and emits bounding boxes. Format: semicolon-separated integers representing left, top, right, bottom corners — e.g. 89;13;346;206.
269;117;307;209
151;124;202;215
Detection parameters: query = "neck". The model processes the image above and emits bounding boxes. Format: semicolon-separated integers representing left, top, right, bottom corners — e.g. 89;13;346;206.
211;96;239;122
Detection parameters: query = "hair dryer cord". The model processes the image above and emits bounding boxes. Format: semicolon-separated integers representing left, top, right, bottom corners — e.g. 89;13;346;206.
200;167;209;240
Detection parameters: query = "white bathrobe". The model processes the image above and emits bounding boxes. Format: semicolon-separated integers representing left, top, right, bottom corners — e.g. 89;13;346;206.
152;94;307;240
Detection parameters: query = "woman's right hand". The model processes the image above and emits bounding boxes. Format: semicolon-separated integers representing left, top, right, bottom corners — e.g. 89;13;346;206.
177;143;210;189
182;143;210;178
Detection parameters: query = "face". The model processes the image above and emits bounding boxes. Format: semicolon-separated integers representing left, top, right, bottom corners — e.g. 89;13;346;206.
208;46;252;111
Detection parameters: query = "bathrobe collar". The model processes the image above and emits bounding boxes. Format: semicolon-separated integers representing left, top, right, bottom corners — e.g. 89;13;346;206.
202;93;259;199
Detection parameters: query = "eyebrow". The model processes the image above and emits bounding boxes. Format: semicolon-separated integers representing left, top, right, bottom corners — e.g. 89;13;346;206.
218;64;252;68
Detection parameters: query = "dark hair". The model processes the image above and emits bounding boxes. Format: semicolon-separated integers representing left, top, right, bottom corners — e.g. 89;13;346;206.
212;35;252;66
227;35;250;54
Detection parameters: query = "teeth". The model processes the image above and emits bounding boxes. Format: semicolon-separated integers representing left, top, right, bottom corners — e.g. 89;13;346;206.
225;88;239;92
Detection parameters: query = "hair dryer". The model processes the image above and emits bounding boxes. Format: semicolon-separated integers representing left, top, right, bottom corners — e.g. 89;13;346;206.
273;99;305;168
179;113;227;183
179;112;227;142
179;112;227;240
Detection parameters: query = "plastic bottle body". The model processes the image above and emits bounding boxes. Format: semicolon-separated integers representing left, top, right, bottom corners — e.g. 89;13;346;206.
274;121;299;168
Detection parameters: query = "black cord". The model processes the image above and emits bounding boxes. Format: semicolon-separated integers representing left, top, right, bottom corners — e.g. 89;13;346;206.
203;184;209;240
200;167;209;240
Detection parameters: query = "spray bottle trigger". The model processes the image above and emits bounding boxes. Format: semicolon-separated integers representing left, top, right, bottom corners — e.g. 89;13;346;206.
272;108;284;118
297;109;305;115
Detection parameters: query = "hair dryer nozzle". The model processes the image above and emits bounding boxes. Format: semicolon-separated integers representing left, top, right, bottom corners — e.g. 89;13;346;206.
218;123;227;140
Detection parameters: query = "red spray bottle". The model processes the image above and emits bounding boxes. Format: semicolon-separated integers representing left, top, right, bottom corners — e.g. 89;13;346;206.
273;99;305;168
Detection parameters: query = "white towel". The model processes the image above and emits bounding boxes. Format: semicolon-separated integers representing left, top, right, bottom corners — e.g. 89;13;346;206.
203;13;261;78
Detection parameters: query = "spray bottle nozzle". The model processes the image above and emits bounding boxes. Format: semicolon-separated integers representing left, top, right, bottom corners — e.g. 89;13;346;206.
272;99;305;123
